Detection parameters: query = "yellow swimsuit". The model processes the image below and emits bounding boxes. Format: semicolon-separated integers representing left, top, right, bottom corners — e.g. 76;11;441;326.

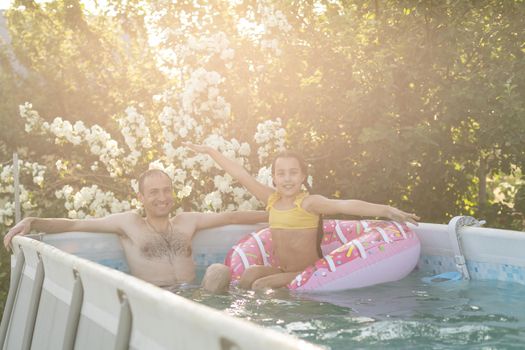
266;192;319;229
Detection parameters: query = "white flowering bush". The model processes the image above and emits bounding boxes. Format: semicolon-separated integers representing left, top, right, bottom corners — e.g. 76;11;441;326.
20;103;127;177
254;118;286;163
0;160;45;226
54;185;133;219
118;107;153;168
3;103;286;223
7;98;286;222
0;2;296;225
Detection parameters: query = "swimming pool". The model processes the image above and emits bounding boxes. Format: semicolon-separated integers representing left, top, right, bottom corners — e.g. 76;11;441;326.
183;269;525;349
3;218;524;349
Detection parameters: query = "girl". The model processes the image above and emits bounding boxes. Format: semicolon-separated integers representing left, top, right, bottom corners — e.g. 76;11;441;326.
185;143;419;290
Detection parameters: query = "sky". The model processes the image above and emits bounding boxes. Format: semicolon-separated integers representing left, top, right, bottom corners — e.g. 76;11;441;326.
0;0;11;10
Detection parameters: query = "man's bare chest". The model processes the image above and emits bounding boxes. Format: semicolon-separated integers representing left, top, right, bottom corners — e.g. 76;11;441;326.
125;221;193;259
139;232;192;259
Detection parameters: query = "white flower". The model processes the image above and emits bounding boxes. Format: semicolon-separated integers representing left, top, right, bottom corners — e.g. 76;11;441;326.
191;169;200;179
71;136;82;145
232;187;247;199
130;180;139;194
149;160;166;170
307;175;313;188
73;121;85;133
238;200;254;211
204;191;223;211
238;143;251;156
256;166;274;187
106;140;119;154
220;48;234;60
182;157;196;169
63;185;74;197
207;71;221;85
249;196;263;209
208;87;219;100
214;174;233;193
90;145;101;154
33;176;44;186
172;169;187;184
177;185;192;199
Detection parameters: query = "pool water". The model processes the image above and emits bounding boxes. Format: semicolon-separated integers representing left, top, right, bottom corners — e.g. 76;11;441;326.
175;270;525;349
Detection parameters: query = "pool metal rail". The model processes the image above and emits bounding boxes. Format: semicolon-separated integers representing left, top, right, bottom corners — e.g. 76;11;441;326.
0;235;320;350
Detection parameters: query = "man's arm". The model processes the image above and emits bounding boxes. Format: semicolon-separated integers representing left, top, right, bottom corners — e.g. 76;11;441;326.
180;211;268;234
3;212;133;251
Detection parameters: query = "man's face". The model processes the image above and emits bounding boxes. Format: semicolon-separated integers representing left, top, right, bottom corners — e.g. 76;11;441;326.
138;173;174;218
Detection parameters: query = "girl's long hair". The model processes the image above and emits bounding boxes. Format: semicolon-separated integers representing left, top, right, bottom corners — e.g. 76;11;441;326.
272;151;324;258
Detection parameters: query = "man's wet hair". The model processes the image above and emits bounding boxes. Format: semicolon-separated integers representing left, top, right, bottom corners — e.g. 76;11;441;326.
138;169;172;194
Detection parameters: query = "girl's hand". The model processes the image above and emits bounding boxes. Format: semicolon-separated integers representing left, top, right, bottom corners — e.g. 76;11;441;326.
183;142;212;154
385;206;420;225
3;217;34;251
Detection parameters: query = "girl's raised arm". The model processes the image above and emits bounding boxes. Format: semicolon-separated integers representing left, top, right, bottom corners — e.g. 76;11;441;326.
184;143;274;204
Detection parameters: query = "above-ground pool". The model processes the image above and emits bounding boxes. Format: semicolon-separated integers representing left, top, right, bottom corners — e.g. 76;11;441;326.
2;218;524;349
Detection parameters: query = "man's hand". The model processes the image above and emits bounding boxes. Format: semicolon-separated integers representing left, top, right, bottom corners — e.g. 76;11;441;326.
385;206;420;226
4;217;34;252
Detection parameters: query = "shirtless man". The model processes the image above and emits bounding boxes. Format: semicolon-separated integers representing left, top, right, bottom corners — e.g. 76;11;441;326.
3;169;266;293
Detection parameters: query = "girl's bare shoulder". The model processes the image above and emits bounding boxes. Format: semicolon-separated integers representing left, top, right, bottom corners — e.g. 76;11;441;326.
301;194;329;210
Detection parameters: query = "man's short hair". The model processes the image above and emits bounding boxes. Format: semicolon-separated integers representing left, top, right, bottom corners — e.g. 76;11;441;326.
138;169;172;194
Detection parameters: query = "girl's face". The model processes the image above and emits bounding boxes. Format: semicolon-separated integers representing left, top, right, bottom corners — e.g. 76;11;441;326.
273;157;306;197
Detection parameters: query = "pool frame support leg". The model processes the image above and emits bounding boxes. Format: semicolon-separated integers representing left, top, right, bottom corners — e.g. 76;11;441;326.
62;269;84;350
0;251;25;349
114;290;132;350
24;253;45;350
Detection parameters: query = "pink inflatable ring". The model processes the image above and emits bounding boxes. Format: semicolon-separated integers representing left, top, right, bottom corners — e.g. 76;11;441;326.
224;220;421;292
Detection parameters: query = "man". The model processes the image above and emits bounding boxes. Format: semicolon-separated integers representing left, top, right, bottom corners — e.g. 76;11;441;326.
3;169;266;293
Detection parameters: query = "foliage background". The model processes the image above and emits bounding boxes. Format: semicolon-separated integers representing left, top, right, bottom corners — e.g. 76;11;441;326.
1;0;525;315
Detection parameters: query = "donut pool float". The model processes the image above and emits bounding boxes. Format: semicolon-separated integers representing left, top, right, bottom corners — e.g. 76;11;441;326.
224;220;421;292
